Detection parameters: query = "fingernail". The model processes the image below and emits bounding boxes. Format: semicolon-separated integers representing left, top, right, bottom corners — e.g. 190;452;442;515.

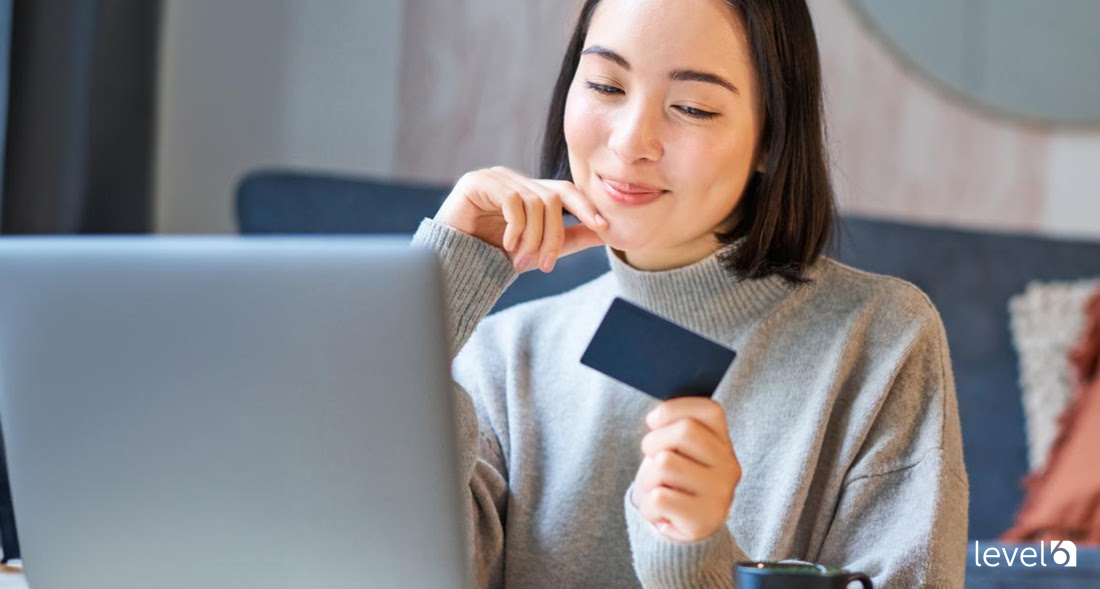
539;255;552;272
515;255;529;271
595;214;608;227
646;407;662;425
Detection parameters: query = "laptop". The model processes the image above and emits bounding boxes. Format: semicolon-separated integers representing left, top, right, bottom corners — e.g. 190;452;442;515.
0;236;471;589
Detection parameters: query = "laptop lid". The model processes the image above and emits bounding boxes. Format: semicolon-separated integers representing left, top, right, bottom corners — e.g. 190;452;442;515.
0;237;470;589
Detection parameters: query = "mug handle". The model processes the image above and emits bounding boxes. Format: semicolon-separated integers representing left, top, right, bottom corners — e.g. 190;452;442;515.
845;573;873;588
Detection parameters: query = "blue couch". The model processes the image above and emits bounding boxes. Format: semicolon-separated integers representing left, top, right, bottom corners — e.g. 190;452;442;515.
238;169;1100;587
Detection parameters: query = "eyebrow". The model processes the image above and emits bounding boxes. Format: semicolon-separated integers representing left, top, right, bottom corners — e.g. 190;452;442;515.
580;45;740;95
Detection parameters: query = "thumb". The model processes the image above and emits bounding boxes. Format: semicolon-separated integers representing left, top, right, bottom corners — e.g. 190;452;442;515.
560;224;607;257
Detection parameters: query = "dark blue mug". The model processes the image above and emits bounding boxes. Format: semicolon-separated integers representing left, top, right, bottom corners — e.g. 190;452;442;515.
735;561;873;588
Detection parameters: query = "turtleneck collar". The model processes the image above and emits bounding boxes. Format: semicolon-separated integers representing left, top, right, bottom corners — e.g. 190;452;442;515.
604;238;808;336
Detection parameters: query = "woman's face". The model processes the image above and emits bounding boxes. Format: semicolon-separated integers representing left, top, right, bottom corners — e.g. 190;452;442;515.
564;0;764;271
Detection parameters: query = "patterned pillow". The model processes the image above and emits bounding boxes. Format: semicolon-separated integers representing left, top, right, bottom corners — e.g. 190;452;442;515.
1008;278;1100;471
1002;285;1100;543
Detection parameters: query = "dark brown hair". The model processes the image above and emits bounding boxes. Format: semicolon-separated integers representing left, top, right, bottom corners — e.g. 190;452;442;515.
540;0;837;286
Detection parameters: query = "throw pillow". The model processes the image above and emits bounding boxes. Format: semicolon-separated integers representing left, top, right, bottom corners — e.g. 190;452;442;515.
1002;284;1100;543
1008;278;1100;471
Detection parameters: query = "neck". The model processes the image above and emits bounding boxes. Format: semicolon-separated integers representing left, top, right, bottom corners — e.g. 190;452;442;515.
613;236;725;272
603;235;805;335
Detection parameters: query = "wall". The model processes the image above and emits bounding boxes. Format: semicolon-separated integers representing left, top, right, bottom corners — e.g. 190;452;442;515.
153;0;1100;239
153;0;404;233
393;0;575;181
809;0;1100;239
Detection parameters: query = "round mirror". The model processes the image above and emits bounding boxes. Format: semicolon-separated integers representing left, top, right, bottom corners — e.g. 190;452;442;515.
847;0;1100;126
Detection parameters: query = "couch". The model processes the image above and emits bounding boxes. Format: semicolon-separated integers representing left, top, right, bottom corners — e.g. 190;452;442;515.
238;169;1100;587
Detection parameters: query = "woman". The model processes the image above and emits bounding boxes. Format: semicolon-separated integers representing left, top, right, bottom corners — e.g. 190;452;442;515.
411;0;968;587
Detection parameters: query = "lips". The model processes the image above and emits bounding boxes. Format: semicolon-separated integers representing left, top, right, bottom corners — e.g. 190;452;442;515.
598;175;667;206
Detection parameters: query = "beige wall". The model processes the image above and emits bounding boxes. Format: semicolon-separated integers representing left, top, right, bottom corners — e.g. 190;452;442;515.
809;0;1100;239
155;0;1100;239
154;0;404;234
392;0;576;182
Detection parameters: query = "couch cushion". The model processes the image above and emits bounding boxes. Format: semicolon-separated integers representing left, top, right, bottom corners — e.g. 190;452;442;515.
236;170;449;235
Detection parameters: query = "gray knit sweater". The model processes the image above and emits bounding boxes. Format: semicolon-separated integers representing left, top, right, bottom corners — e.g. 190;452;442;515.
410;217;968;588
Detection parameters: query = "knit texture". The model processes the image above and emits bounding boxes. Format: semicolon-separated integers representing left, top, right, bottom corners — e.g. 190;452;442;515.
410;217;969;588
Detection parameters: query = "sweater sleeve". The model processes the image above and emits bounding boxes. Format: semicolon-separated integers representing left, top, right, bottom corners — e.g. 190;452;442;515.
815;301;969;588
410;217;518;588
623;482;748;588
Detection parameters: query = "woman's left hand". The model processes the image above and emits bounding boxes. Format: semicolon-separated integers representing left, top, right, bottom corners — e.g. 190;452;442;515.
631;397;741;542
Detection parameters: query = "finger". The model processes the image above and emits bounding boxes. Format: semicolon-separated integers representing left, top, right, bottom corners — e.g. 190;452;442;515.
643;450;710;496
489;169;599;266
637;482;676;523
493;171;565;272
648;486;718;541
539;193;564;272
647;398;729;441
640;486;700;537
637;455;692;496
641;419;724;468
560;224;606;257
500;196;526;254
540;179;608;232
483;169;542;265
517;196;545;270
466;170;525;253
483;175;527;254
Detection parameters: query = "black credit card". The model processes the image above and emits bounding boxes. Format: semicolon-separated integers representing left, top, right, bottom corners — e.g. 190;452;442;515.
580;297;737;400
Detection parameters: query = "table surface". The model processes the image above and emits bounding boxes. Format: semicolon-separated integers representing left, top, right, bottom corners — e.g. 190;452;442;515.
0;572;25;589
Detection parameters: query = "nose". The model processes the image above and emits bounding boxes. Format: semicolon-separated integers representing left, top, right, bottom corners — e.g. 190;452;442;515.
608;100;663;163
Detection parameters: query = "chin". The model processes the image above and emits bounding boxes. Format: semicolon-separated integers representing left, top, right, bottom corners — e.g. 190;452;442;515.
598;222;658;253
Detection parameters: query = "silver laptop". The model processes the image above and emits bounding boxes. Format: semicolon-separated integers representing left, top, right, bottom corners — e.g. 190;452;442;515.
0;237;471;589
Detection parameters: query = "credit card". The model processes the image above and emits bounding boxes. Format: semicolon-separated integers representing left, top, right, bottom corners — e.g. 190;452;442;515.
580;297;737;400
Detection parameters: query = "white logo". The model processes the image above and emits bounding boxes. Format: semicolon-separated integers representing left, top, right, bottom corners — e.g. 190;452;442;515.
973;540;1076;568
1051;540;1077;567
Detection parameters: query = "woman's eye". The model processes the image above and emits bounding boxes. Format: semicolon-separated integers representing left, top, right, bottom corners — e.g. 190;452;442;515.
675;105;720;120
585;82;719;120
585;82;622;95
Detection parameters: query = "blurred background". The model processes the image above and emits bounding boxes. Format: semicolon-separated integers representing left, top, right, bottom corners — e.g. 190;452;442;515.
0;0;1099;585
0;0;1097;237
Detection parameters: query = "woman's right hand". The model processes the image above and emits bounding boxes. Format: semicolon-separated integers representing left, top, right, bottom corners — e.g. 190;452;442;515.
434;166;610;273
